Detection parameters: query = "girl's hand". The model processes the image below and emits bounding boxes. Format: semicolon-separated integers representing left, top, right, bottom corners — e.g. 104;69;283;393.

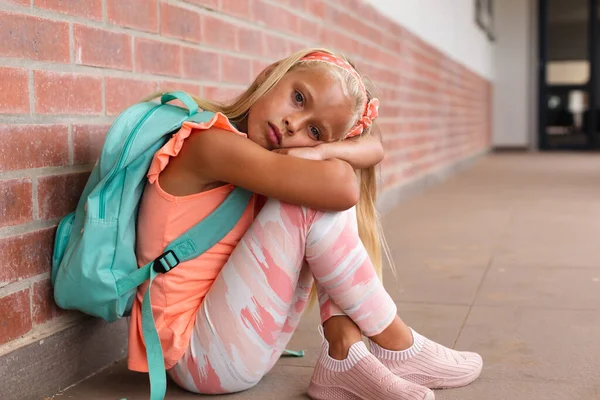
317;133;384;170
272;147;324;161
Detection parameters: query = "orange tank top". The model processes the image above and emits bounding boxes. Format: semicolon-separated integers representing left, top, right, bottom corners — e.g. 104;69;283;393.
127;112;260;372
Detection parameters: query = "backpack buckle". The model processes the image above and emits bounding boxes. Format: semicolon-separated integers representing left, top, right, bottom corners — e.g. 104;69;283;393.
153;250;180;273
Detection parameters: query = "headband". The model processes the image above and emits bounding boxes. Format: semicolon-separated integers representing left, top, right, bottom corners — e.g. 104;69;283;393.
301;51;380;139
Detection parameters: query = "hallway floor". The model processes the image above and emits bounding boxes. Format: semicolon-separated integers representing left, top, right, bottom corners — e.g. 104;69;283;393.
55;154;600;400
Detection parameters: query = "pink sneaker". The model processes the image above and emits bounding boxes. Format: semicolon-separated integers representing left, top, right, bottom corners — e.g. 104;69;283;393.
308;335;435;400
369;329;483;389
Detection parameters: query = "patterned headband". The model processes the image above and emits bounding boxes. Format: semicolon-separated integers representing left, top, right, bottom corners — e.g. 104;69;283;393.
301;51;380;139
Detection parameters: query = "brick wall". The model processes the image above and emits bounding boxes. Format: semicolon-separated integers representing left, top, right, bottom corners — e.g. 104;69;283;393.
0;0;492;353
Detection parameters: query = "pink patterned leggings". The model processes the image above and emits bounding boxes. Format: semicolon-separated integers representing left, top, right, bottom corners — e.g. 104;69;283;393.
168;198;397;394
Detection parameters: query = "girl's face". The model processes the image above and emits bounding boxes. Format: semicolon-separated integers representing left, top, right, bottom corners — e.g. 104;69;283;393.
244;66;356;150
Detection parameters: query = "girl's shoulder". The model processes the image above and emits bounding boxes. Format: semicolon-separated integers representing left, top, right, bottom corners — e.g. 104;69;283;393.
185;111;246;138
149;112;245;181
148;112;246;196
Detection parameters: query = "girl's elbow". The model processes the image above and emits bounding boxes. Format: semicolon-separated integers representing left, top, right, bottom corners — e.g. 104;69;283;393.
337;172;360;210
326;159;360;210
345;181;361;208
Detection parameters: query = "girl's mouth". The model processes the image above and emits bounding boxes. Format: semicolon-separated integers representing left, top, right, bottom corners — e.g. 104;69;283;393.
267;123;282;147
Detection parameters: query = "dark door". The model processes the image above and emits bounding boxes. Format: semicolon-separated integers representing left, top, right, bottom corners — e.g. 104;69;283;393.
539;0;600;150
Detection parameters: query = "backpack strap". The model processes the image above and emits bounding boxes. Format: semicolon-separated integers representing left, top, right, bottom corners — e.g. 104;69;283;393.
160;91;199;116
116;186;252;400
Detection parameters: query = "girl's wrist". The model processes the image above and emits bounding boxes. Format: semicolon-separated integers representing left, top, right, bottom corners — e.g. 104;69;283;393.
315;143;331;160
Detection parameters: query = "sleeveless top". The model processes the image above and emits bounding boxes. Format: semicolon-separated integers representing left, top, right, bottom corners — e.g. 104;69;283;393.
127;112;261;372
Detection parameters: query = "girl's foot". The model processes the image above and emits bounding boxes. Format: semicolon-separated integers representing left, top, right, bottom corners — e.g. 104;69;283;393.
369;329;483;389
308;330;435;400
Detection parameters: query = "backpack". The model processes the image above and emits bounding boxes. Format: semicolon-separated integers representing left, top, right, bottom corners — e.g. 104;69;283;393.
51;91;252;400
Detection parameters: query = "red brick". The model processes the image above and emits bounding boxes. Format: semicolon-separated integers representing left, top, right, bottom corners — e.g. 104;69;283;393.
181;47;219;81
34;71;102;115
0;125;69;171
161;2;202;43
254;1;297;34
0;228;55;285
202;15;237;51
33;279;64;325
73;124;110;165
297;17;321;40
135;38;181;77
7;0;30;5
356;2;379;25
183;0;219;8
0;289;32;345
336;0;360;10
0;12;69;63
237;27;262;56
307;0;325;18
35;0;102;20
253;1;277;25
278;0;307;11
288;41;307;54
107;0;159;33
37;172;89;220
221;55;252;85
262;34;290;59
105;77;156;116
220;0;252;19
159;81;201;97
328;8;361;35
73;25;132;71
252;60;271;79
0;179;32;228
202;85;244;103
0;67;29;114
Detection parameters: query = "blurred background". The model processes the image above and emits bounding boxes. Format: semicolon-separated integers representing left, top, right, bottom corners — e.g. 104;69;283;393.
0;1;598;399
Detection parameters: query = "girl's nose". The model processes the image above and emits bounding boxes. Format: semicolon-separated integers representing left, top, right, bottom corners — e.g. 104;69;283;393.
284;117;297;136
284;113;307;136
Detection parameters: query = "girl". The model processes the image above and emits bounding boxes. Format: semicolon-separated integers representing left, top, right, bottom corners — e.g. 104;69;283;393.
127;48;482;400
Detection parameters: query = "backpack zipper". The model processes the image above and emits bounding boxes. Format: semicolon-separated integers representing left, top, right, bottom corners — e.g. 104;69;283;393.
99;104;163;219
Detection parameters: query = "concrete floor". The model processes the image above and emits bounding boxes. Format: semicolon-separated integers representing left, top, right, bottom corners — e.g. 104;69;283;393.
55;154;600;400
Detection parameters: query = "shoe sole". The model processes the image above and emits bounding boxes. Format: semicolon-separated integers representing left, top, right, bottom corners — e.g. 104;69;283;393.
308;382;435;400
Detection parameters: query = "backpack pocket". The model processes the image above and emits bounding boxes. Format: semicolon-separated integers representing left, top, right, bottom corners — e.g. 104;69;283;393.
51;211;75;285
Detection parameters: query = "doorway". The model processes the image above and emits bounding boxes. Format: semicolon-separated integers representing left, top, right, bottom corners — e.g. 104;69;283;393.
538;0;600;150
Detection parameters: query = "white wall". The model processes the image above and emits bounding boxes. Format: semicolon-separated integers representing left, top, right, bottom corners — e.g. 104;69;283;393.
368;0;495;80
492;0;533;147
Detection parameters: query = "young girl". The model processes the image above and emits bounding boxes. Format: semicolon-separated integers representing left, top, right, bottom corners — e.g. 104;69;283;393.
127;48;482;400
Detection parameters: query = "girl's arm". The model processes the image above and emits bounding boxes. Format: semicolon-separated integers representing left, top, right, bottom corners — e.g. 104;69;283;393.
274;129;384;170
317;132;384;169
179;128;360;211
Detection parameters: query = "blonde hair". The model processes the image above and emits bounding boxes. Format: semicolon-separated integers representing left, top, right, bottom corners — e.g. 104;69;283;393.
144;47;393;304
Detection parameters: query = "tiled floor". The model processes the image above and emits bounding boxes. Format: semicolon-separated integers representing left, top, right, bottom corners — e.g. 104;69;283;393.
56;154;600;399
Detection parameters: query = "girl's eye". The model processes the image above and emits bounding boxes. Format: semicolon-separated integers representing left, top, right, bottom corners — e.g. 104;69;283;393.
294;90;304;105
309;126;321;140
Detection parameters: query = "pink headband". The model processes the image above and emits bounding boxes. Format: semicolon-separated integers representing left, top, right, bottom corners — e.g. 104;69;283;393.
301;51;380;139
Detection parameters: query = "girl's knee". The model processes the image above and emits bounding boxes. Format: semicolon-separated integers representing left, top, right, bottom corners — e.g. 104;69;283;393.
170;364;264;394
221;376;262;393
260;197;356;232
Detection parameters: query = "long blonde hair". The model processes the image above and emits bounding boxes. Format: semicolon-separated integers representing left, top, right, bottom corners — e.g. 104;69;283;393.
145;47;393;302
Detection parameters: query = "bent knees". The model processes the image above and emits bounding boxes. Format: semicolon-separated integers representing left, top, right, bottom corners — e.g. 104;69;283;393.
169;357;266;394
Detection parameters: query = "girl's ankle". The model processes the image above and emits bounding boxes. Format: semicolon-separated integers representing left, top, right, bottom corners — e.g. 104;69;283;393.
323;316;363;360
327;337;362;360
369;317;414;351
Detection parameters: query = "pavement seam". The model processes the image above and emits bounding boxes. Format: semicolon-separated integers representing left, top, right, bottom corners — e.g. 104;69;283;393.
453;254;495;348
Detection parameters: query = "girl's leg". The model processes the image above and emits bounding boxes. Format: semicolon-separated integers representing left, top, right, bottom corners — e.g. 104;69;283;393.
168;198;430;399
307;210;482;391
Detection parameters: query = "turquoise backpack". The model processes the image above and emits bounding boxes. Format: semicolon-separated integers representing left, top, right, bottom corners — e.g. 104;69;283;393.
51;92;253;400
